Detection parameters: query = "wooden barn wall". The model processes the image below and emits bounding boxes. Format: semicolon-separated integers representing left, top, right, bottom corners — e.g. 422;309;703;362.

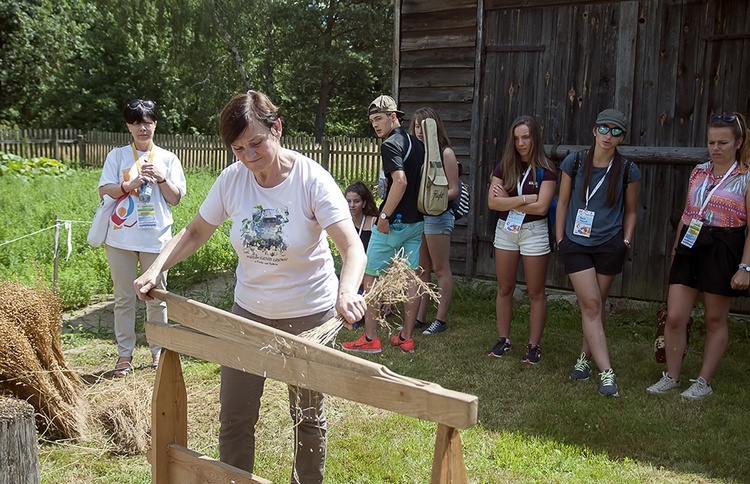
398;0;750;309
399;0;479;274
471;0;750;309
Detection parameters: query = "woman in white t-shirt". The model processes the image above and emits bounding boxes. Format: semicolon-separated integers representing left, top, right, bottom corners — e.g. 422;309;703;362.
134;91;366;483
97;99;186;377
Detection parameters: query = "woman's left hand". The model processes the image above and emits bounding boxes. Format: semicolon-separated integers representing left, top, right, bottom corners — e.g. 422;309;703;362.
141;162;165;184
731;270;750;290
336;290;366;329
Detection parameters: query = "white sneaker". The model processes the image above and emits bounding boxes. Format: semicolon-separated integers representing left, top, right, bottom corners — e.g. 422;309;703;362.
646;371;680;394
681;376;713;400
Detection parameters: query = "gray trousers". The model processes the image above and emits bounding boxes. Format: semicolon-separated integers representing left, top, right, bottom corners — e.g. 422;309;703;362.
219;303;334;484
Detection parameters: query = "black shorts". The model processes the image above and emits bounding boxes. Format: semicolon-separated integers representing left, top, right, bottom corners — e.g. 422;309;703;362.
669;225;746;297
559;229;627;275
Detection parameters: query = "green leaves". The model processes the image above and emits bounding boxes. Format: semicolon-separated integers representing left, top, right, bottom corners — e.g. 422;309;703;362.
0;152;73;180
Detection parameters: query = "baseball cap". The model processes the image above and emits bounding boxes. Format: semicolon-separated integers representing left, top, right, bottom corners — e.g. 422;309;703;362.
368;95;403;115
595;109;628;132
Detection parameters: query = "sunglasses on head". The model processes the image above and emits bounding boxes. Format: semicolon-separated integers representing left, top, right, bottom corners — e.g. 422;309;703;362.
597;125;624;137
128;100;155;109
709;113;742;132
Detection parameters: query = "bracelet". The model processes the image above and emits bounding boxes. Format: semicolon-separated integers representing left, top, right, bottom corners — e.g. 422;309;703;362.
523;195;527;204
739;263;750;273
120;181;128;195
623;239;631;248
157;179;166;184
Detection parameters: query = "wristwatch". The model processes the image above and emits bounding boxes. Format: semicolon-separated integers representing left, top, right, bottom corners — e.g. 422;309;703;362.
379;212;388;220
738;263;750;272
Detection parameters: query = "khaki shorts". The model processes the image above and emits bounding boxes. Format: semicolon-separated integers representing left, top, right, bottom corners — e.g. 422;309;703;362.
493;218;550;256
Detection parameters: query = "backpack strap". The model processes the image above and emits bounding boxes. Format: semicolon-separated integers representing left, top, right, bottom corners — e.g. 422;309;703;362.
404;133;412;160
570;151;582;190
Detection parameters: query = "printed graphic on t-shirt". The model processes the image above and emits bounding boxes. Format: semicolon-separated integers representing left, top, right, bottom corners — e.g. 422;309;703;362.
111;196;137;230
240;206;290;263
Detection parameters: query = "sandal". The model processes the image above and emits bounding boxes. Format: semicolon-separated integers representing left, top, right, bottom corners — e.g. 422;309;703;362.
113;357;133;378
151;353;160;370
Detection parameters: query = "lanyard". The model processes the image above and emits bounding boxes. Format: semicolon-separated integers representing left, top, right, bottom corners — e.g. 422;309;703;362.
517;167;531;195
698;161;737;217
584;159;613;209
130;143;155;173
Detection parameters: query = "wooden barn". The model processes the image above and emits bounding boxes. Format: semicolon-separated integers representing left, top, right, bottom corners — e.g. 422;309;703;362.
394;0;750;309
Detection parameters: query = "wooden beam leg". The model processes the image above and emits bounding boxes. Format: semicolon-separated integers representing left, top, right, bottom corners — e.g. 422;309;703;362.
151;349;187;484
430;424;469;484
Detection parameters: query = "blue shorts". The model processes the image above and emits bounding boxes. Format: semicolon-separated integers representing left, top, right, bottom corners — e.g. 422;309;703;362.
423;210;455;235
365;221;423;276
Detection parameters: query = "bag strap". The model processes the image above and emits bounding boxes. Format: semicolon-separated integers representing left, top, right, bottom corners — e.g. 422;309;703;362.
404;133;412;161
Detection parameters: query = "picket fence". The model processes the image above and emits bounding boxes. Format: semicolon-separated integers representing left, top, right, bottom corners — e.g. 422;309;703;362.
0;129;382;186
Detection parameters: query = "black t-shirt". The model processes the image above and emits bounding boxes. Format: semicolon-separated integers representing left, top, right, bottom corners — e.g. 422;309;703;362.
492;164;557;223
380;126;424;223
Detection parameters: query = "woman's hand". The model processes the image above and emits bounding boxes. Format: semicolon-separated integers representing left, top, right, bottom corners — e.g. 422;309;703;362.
336;290;366;329
140;162;163;184
134;268;160;301
731;269;750;290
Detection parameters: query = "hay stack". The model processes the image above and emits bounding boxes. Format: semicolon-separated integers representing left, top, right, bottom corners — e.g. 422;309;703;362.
0;282;86;440
89;376;152;455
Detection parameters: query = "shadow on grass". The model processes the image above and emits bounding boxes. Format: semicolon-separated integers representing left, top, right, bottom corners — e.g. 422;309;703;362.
339;284;750;482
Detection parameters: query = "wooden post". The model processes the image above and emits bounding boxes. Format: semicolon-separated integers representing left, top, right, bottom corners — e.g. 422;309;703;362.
430;424;468;484
0;397;40;484
53;215;60;295
321;138;330;171
151;349;187;484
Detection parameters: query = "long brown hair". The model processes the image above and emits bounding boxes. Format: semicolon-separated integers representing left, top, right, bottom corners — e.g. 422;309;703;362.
409;107;451;150
708;112;750;173
499;115;556;192
345;181;378;217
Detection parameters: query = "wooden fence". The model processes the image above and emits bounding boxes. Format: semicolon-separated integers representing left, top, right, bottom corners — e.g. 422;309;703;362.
0;129;382;186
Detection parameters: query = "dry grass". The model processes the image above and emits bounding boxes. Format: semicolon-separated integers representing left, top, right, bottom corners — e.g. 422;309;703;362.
0;282;87;440
300;248;438;345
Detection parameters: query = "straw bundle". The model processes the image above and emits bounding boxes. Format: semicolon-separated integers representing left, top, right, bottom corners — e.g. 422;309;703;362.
89;376;153;455
0;282;86;440
300;248;438;345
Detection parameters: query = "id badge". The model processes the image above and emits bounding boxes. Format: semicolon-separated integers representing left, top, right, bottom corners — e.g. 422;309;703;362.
680;218;703;248
573;209;595;237
504;210;526;234
137;203;157;229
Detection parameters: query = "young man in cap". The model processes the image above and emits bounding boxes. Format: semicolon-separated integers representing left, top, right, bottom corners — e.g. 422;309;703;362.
343;95;425;353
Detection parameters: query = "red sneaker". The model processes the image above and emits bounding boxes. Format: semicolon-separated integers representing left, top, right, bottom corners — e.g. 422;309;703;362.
342;333;382;353
390;331;415;353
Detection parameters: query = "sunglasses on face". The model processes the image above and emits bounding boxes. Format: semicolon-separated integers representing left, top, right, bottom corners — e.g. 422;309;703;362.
597;125;624;137
128;100;155;109
709;113;742;132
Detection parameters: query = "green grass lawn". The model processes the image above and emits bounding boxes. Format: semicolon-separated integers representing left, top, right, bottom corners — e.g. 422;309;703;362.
45;280;749;483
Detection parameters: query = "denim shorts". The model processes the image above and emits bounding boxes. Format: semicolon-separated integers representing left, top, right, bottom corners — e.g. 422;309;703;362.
423;210;455;235
493;218;550;256
365;221;424;276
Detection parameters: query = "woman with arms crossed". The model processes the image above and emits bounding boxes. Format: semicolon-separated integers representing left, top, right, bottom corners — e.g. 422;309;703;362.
488;115;556;363
647;112;750;399
556;109;640;397
135;91;366;482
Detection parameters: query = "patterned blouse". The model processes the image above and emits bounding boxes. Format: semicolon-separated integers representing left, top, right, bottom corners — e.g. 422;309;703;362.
681;161;750;227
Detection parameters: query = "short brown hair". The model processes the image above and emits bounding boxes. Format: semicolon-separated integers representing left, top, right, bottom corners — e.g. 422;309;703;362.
219;91;280;146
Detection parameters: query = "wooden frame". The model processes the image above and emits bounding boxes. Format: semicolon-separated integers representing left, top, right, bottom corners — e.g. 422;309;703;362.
146;289;478;483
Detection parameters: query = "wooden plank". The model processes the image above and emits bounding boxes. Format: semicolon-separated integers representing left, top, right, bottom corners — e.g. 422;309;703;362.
401;29;476;51
614;1;638;139
484;0;622;9
400;47;476;69
401;0;476;15
151;350;187;484
146;290;478;429
399;87;474;103
166;445;271;484
401;7;477;32
430;425;468;484
399;68;475;88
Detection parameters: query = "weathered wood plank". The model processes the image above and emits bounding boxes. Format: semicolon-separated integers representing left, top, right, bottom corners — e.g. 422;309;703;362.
401;0;476;15
399;87;474;103
165;445;271;484
400;68;475;88
485;0;623;10
146;290;478;430
401;7;476;32
400;47;476;69
401;29;476;51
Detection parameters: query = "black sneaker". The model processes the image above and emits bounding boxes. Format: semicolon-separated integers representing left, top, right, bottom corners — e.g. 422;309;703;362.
414;320;426;329
569;352;591;380
422;320;447;335
488;338;511;358
522;344;541;364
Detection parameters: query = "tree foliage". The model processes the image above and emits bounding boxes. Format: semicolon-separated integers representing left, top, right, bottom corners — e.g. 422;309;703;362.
0;0;392;136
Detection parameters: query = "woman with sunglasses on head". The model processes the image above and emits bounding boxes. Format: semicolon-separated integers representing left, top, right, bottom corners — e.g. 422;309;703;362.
134;91;366;482
647;112;750;400
408;108;460;335
488;115;557;363
556;109;641;397
97;98;187;377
